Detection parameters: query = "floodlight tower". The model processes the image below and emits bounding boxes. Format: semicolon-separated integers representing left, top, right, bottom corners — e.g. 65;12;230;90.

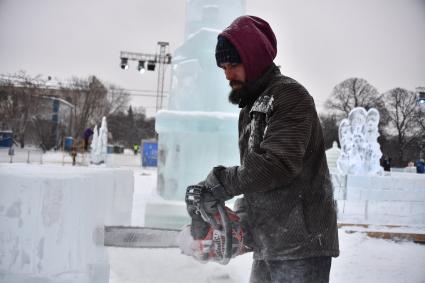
119;42;172;112
416;87;425;159
156;42;171;112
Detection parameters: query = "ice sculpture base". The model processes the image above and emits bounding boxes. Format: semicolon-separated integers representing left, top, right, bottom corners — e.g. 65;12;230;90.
332;170;425;225
155;110;239;200
144;200;189;229
0;164;134;283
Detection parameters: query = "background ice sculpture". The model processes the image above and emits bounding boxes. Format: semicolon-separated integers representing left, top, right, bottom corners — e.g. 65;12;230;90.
336;119;354;174
364;108;383;174
155;0;246;200
90;125;99;162
91;117;108;164
337;107;382;175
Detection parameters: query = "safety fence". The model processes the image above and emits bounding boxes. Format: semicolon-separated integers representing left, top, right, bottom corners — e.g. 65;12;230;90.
0;147;91;166
0;148;141;167
0;147;44;164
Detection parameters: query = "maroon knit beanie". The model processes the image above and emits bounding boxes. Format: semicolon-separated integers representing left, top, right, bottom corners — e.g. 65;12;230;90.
217;15;277;82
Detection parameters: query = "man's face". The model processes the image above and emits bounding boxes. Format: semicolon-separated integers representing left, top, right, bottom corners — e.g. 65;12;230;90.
220;63;246;90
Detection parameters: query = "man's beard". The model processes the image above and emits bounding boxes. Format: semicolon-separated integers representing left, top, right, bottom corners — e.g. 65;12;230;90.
228;80;246;105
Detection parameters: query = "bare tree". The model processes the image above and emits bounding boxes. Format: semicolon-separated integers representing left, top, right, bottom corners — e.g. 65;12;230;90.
1;72;130;148
325;77;387;120
383;87;421;163
107;106;155;147
0;78;15;125
105;84;131;116
61;76;130;140
61;76;107;139
0;71;47;147
413;90;425;159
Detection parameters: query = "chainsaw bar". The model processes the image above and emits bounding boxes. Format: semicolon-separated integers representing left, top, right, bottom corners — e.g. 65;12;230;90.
104;226;181;248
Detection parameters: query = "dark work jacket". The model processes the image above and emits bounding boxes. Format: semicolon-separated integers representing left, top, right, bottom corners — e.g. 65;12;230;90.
216;65;340;260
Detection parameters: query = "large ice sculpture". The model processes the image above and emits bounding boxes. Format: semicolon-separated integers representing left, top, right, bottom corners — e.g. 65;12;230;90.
336;107;382;175
155;0;246;200
91;117;108;164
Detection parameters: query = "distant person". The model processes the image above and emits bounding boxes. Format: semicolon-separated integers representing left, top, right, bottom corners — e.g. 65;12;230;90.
8;144;14;163
185;15;339;283
416;159;425;174
133;143;139;155
8;144;14;156
39;142;47;153
83;127;94;151
71;145;77;166
382;156;391;172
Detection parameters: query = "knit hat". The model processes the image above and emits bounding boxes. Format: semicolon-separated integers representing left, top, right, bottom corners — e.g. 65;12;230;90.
217;16;277;82
215;36;242;66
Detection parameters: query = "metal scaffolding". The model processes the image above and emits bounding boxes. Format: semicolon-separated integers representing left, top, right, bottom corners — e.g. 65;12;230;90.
120;42;172;112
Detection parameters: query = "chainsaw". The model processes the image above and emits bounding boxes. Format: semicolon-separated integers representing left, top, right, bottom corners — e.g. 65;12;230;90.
104;185;251;264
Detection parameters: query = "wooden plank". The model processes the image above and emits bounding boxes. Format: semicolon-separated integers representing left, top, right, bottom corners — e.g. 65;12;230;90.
344;230;425;243
338;223;425;243
363;231;425;242
338;223;406;229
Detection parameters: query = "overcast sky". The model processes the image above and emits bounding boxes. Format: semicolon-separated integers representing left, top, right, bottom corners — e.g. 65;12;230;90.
0;0;424;116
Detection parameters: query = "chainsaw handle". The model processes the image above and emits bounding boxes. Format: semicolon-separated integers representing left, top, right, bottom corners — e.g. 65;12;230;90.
199;199;220;229
186;185;222;230
217;202;232;264
185;185;232;265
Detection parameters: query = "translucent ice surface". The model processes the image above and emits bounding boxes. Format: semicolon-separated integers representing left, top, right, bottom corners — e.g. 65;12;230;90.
155;0;245;200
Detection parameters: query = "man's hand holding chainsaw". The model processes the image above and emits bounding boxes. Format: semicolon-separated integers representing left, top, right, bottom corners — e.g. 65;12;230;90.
181;166;252;264
188;166;232;239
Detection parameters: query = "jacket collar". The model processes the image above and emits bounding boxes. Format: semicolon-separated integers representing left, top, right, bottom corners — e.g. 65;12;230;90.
239;63;281;108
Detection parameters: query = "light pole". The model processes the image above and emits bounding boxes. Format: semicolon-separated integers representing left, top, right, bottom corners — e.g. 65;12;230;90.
119;42;172;112
416;87;425;159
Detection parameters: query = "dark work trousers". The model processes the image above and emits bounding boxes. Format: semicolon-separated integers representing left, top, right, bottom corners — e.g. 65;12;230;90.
249;256;332;283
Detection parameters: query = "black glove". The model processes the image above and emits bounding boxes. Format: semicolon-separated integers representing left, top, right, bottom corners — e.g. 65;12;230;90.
204;166;233;202
185;184;211;239
185;167;232;240
188;208;210;240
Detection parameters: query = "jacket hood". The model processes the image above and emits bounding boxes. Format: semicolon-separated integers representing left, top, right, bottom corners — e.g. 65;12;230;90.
219;15;277;82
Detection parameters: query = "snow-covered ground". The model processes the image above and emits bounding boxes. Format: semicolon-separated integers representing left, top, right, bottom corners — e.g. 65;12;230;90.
1;150;425;283
108;167;425;283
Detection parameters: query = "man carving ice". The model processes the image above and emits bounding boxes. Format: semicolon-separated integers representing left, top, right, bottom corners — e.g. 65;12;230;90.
186;15;339;282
